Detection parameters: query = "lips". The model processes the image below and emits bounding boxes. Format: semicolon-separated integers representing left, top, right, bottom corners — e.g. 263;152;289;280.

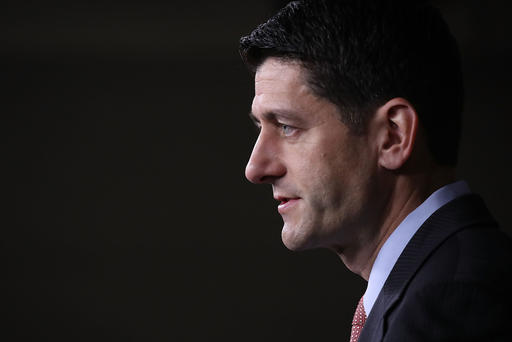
275;195;300;214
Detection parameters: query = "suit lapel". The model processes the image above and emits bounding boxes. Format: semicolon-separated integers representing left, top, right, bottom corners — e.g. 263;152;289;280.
358;194;497;342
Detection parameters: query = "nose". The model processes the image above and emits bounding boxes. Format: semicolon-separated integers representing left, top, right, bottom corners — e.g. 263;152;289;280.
245;133;286;184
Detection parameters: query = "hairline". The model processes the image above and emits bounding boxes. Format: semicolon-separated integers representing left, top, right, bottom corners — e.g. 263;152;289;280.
253;54;371;135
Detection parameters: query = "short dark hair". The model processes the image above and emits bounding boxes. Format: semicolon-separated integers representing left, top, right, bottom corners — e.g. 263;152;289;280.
239;0;463;166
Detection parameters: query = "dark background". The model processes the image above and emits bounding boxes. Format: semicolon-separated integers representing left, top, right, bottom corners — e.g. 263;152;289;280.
4;0;512;341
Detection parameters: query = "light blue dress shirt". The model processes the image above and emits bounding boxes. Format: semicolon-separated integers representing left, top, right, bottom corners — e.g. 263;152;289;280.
363;180;471;316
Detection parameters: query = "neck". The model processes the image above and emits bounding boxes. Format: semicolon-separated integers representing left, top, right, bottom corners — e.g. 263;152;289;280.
336;165;456;281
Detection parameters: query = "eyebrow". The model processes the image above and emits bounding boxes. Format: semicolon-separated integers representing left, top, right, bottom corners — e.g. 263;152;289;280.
248;110;303;125
248;111;259;124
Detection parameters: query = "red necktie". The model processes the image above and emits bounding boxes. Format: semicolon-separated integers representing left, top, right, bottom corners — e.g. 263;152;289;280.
350;296;367;342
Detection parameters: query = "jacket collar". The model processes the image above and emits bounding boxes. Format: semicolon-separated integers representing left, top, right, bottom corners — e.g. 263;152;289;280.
358;194;497;342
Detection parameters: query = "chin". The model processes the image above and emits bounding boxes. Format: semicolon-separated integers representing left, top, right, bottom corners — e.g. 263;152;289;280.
282;238;306;251
281;223;317;251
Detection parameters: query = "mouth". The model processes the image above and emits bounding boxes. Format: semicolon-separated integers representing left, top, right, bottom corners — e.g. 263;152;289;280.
275;195;300;214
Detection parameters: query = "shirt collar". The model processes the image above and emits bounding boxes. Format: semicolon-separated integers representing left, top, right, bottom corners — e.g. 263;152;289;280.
363;180;471;315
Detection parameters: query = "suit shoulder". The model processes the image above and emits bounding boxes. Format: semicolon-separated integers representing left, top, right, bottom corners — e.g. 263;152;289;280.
418;224;512;284
383;225;512;340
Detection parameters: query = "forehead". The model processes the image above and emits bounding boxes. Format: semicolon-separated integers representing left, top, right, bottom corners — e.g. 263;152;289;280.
254;58;309;95
253;58;330;118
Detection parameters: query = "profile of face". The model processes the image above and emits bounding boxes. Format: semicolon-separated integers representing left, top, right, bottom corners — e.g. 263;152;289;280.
246;58;381;252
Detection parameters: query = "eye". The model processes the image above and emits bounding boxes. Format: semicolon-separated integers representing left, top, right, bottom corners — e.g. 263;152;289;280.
281;124;296;136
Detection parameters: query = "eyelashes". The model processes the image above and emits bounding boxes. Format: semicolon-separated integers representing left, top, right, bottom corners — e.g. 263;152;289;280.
280;124;297;136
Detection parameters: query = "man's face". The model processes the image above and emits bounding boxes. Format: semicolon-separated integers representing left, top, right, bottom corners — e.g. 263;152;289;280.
246;58;379;252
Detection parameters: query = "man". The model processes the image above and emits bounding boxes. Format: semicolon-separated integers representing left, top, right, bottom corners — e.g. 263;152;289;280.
239;0;512;341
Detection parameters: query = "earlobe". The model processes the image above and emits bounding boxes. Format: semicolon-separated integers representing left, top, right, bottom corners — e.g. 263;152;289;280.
375;98;418;170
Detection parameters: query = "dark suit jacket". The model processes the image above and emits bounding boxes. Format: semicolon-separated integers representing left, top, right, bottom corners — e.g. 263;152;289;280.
359;194;512;342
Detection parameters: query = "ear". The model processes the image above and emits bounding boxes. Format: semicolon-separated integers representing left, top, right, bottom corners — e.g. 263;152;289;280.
372;98;418;170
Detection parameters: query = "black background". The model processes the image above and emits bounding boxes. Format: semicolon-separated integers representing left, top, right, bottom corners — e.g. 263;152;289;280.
4;0;512;341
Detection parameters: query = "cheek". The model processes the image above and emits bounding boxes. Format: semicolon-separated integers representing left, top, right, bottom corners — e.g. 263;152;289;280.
285;134;363;192
296;153;343;201
312;147;367;201
295;151;328;181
